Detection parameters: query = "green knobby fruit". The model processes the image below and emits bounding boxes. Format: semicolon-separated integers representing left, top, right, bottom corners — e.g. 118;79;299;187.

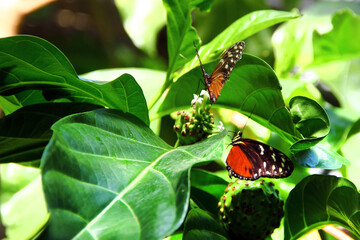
218;179;284;240
173;96;215;145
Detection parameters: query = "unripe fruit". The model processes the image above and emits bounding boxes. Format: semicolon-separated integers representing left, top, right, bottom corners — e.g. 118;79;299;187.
218;179;284;240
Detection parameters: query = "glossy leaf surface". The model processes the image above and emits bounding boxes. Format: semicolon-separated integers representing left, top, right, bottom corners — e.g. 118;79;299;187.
289;96;330;151
0;36;149;125
40;109;226;239
284;175;360;240
159;54;299;143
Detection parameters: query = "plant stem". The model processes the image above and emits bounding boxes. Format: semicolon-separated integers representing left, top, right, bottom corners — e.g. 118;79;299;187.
174;139;180;148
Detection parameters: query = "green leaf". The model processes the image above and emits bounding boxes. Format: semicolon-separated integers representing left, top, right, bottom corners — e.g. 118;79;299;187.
40;109;226;239
159;54;299;143
347;118;360;140
0;103;101;164
272;2;360;77
289;96;330;151
183;208;228;240
80;68;166;107
0;91;46;115
342;132;360;189
0;35;149;125
190;0;214;11
313;9;360;65
178;9;300;78
0;164;48;240
190;169;228;216
294;143;350;169
324;107;355;151
284;175;360;240
163;0;200;80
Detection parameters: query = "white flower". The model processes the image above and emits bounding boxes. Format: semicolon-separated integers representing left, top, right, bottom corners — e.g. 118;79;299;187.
199;89;209;98
191;94;203;105
217;121;224;131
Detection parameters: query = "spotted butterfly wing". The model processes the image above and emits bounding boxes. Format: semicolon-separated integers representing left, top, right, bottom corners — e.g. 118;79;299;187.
226;131;294;180
194;41;245;103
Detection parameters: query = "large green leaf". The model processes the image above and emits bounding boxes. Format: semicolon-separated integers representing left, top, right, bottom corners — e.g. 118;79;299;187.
80;68;166;107
158;54;299;143
40;109;226;239
183;208;228;240
0;35;149;125
313;9;360;65
0;103;101;164
284;175;360;240
177;10;300;78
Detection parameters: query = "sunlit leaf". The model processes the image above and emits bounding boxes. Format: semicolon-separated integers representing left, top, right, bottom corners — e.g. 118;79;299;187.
0;164;48;240
178;9;300;78
163;0;200;81
313;9;360;65
40;109;226;239
159;54;299;143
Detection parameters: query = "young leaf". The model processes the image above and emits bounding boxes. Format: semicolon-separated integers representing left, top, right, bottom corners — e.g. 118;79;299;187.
284;175;360;240
158;54;299;143
40;109;226;239
0;35;149;125
183;208;228;240
0;103;102;164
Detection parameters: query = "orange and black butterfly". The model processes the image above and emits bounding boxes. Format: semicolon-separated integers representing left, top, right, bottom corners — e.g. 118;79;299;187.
226;131;294;180
194;41;245;103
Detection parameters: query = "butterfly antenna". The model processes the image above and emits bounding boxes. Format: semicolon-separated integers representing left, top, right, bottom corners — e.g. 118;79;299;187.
193;42;208;81
194;76;202;94
240;104;257;134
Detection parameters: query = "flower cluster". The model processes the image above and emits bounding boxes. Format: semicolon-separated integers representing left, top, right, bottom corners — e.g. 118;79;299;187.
173;90;223;145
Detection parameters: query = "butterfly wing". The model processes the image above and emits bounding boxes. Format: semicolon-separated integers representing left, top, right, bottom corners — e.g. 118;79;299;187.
206;41;245;103
226;138;294;180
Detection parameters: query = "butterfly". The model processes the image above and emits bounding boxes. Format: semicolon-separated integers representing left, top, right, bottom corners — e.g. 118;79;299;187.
226;131;294;180
194;41;245;103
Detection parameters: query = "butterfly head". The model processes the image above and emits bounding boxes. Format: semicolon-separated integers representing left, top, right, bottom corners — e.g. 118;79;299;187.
230;131;243;145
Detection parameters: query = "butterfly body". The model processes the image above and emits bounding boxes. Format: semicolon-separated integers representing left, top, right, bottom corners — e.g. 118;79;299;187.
226;131;294;180
194;41;245;103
